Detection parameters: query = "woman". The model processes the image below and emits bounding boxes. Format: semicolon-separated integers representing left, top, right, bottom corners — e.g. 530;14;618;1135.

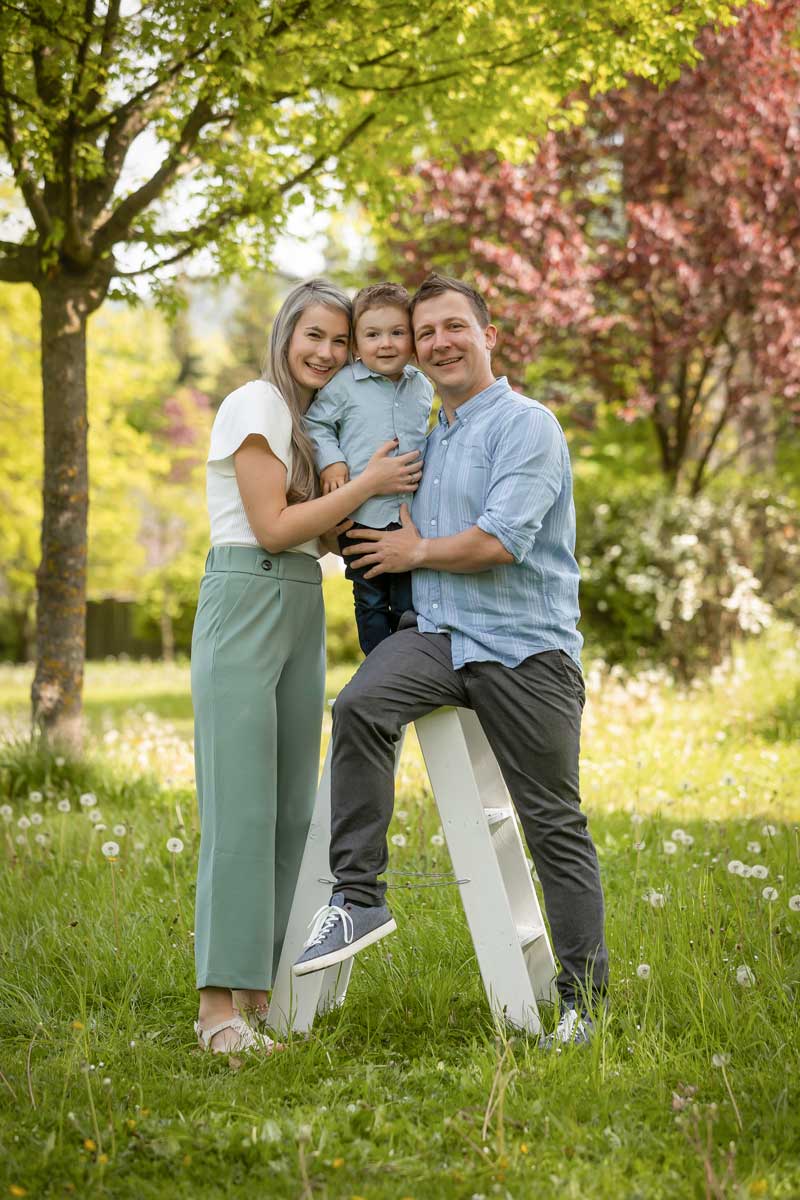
191;279;422;1053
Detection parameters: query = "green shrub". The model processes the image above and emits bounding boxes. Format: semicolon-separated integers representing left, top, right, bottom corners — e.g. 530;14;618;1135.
323;572;361;666
575;483;799;677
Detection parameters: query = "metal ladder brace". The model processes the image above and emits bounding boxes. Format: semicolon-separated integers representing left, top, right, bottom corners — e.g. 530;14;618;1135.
267;707;557;1037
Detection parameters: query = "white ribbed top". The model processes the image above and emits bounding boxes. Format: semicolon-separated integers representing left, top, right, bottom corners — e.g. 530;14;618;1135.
206;379;319;557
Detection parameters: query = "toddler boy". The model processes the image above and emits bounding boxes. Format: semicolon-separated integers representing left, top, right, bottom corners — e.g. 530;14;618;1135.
305;283;433;655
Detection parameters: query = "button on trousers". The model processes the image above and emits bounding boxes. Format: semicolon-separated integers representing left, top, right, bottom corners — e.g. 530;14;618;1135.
329;629;609;1003
191;545;325;990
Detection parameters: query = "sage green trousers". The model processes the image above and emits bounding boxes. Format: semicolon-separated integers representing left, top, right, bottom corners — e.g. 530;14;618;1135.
191;545;325;990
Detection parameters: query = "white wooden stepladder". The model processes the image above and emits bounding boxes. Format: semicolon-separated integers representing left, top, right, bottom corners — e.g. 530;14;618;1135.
267;707;558;1038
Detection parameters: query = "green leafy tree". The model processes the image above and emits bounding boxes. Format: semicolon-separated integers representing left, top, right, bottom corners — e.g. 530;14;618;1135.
0;283;182;656
0;0;736;739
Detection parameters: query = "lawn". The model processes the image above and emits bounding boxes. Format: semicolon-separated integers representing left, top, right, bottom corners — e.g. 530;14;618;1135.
0;629;799;1199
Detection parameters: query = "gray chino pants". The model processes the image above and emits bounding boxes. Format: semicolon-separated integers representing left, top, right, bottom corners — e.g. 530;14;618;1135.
329;628;609;1003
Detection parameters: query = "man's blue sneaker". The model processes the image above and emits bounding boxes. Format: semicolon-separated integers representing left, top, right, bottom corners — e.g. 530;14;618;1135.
539;1004;595;1050
292;893;396;976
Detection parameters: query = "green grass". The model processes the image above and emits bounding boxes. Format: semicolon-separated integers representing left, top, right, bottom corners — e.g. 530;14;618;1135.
1;631;799;1198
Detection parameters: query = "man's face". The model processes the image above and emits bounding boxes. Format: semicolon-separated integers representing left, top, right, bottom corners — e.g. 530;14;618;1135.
412;292;496;401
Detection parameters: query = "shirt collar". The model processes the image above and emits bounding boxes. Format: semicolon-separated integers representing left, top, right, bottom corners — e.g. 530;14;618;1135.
436;376;511;427
353;359;417;382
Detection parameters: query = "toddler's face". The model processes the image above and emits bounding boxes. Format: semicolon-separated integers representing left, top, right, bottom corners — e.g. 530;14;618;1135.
355;305;413;380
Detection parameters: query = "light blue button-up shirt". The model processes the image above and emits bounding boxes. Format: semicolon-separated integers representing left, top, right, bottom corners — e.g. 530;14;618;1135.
411;377;583;670
305;361;433;527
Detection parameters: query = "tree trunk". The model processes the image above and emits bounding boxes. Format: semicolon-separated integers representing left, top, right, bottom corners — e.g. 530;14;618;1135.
31;279;94;746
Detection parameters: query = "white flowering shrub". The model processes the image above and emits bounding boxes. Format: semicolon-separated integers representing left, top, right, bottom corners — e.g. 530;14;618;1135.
575;485;799;677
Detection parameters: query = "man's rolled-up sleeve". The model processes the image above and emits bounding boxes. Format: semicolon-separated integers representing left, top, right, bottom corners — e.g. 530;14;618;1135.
304;384;347;472
475;410;563;563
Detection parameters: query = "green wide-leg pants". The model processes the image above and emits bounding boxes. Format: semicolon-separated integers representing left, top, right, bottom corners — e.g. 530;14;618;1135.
191;544;325;990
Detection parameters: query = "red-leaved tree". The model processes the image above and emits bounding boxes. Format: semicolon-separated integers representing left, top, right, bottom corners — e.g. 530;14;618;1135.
387;0;800;494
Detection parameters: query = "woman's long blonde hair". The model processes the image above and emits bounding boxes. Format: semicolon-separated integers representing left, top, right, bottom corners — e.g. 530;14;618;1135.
264;278;352;503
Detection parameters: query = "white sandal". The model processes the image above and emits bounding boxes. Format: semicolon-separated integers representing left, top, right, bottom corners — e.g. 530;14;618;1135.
194;1015;281;1054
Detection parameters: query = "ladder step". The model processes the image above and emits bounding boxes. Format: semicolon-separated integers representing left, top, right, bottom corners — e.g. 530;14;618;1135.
483;806;514;826
518;926;546;949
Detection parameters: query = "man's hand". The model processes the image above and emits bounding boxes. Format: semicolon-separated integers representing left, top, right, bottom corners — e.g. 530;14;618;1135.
344;504;424;577
320;462;349;494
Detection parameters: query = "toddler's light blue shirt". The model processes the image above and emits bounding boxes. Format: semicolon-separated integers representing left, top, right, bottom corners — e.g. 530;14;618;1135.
305;361;433;528
411;377;583;669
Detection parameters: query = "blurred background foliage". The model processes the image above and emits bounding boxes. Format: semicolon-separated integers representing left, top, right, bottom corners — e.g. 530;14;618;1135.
1;1;798;679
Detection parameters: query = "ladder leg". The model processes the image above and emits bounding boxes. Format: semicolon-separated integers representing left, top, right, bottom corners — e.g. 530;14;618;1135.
268;727;406;1036
416;708;557;1034
267;741;340;1036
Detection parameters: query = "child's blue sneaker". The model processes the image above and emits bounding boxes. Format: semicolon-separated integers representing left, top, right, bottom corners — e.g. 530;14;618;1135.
292;893;396;976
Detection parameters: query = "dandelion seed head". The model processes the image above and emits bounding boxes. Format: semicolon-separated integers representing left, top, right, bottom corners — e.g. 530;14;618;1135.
727;860;744;875
747;841;761;854
396;810;409;822
663;840;677;855
166;837;184;854
736;965;755;988
751;864;768;880
671;828;687;843
101;841;120;859
29;791;43;804
630;813;644;825
645;890;666;909
15;834;26;845
633;841;646;851
711;1052;730;1068
682;834;694;847
430;834;445;847
35;833;47;846
762;887;778;902
636;963;651;979
89;809;102;823
30;811;43;826
761;824;777;838
17;815;30;830
57;799;71;813
739;865;753;878
79;793;96;808
390;833;406;848
0;804;12;819
788;895;800;913
113;824;126;837
55;756;65;767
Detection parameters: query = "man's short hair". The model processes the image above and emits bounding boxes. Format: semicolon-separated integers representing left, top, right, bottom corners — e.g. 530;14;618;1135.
352;282;411;326
409;273;491;329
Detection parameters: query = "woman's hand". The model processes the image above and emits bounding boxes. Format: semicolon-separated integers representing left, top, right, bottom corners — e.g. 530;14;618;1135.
360;439;422;497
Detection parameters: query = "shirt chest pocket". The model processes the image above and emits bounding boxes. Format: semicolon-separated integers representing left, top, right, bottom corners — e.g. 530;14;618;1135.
456;443;492;513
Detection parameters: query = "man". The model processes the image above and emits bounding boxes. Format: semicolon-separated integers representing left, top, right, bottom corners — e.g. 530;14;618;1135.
294;273;609;1045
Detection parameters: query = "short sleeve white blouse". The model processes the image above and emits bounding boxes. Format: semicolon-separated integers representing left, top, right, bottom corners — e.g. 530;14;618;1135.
206;379;319;557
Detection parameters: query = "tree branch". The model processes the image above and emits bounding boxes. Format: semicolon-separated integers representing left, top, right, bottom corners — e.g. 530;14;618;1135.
702;427;780;486
689;373;737;496
62;0;97;257
111;110;378;277
91;97;222;253
80;0;121;118
0;52;52;235
0;242;37;281
0;0;83;47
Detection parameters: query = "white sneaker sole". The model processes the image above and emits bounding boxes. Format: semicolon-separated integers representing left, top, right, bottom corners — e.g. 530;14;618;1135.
292;917;397;976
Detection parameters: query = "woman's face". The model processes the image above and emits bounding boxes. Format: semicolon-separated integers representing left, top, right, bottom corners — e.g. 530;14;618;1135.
287;303;350;401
